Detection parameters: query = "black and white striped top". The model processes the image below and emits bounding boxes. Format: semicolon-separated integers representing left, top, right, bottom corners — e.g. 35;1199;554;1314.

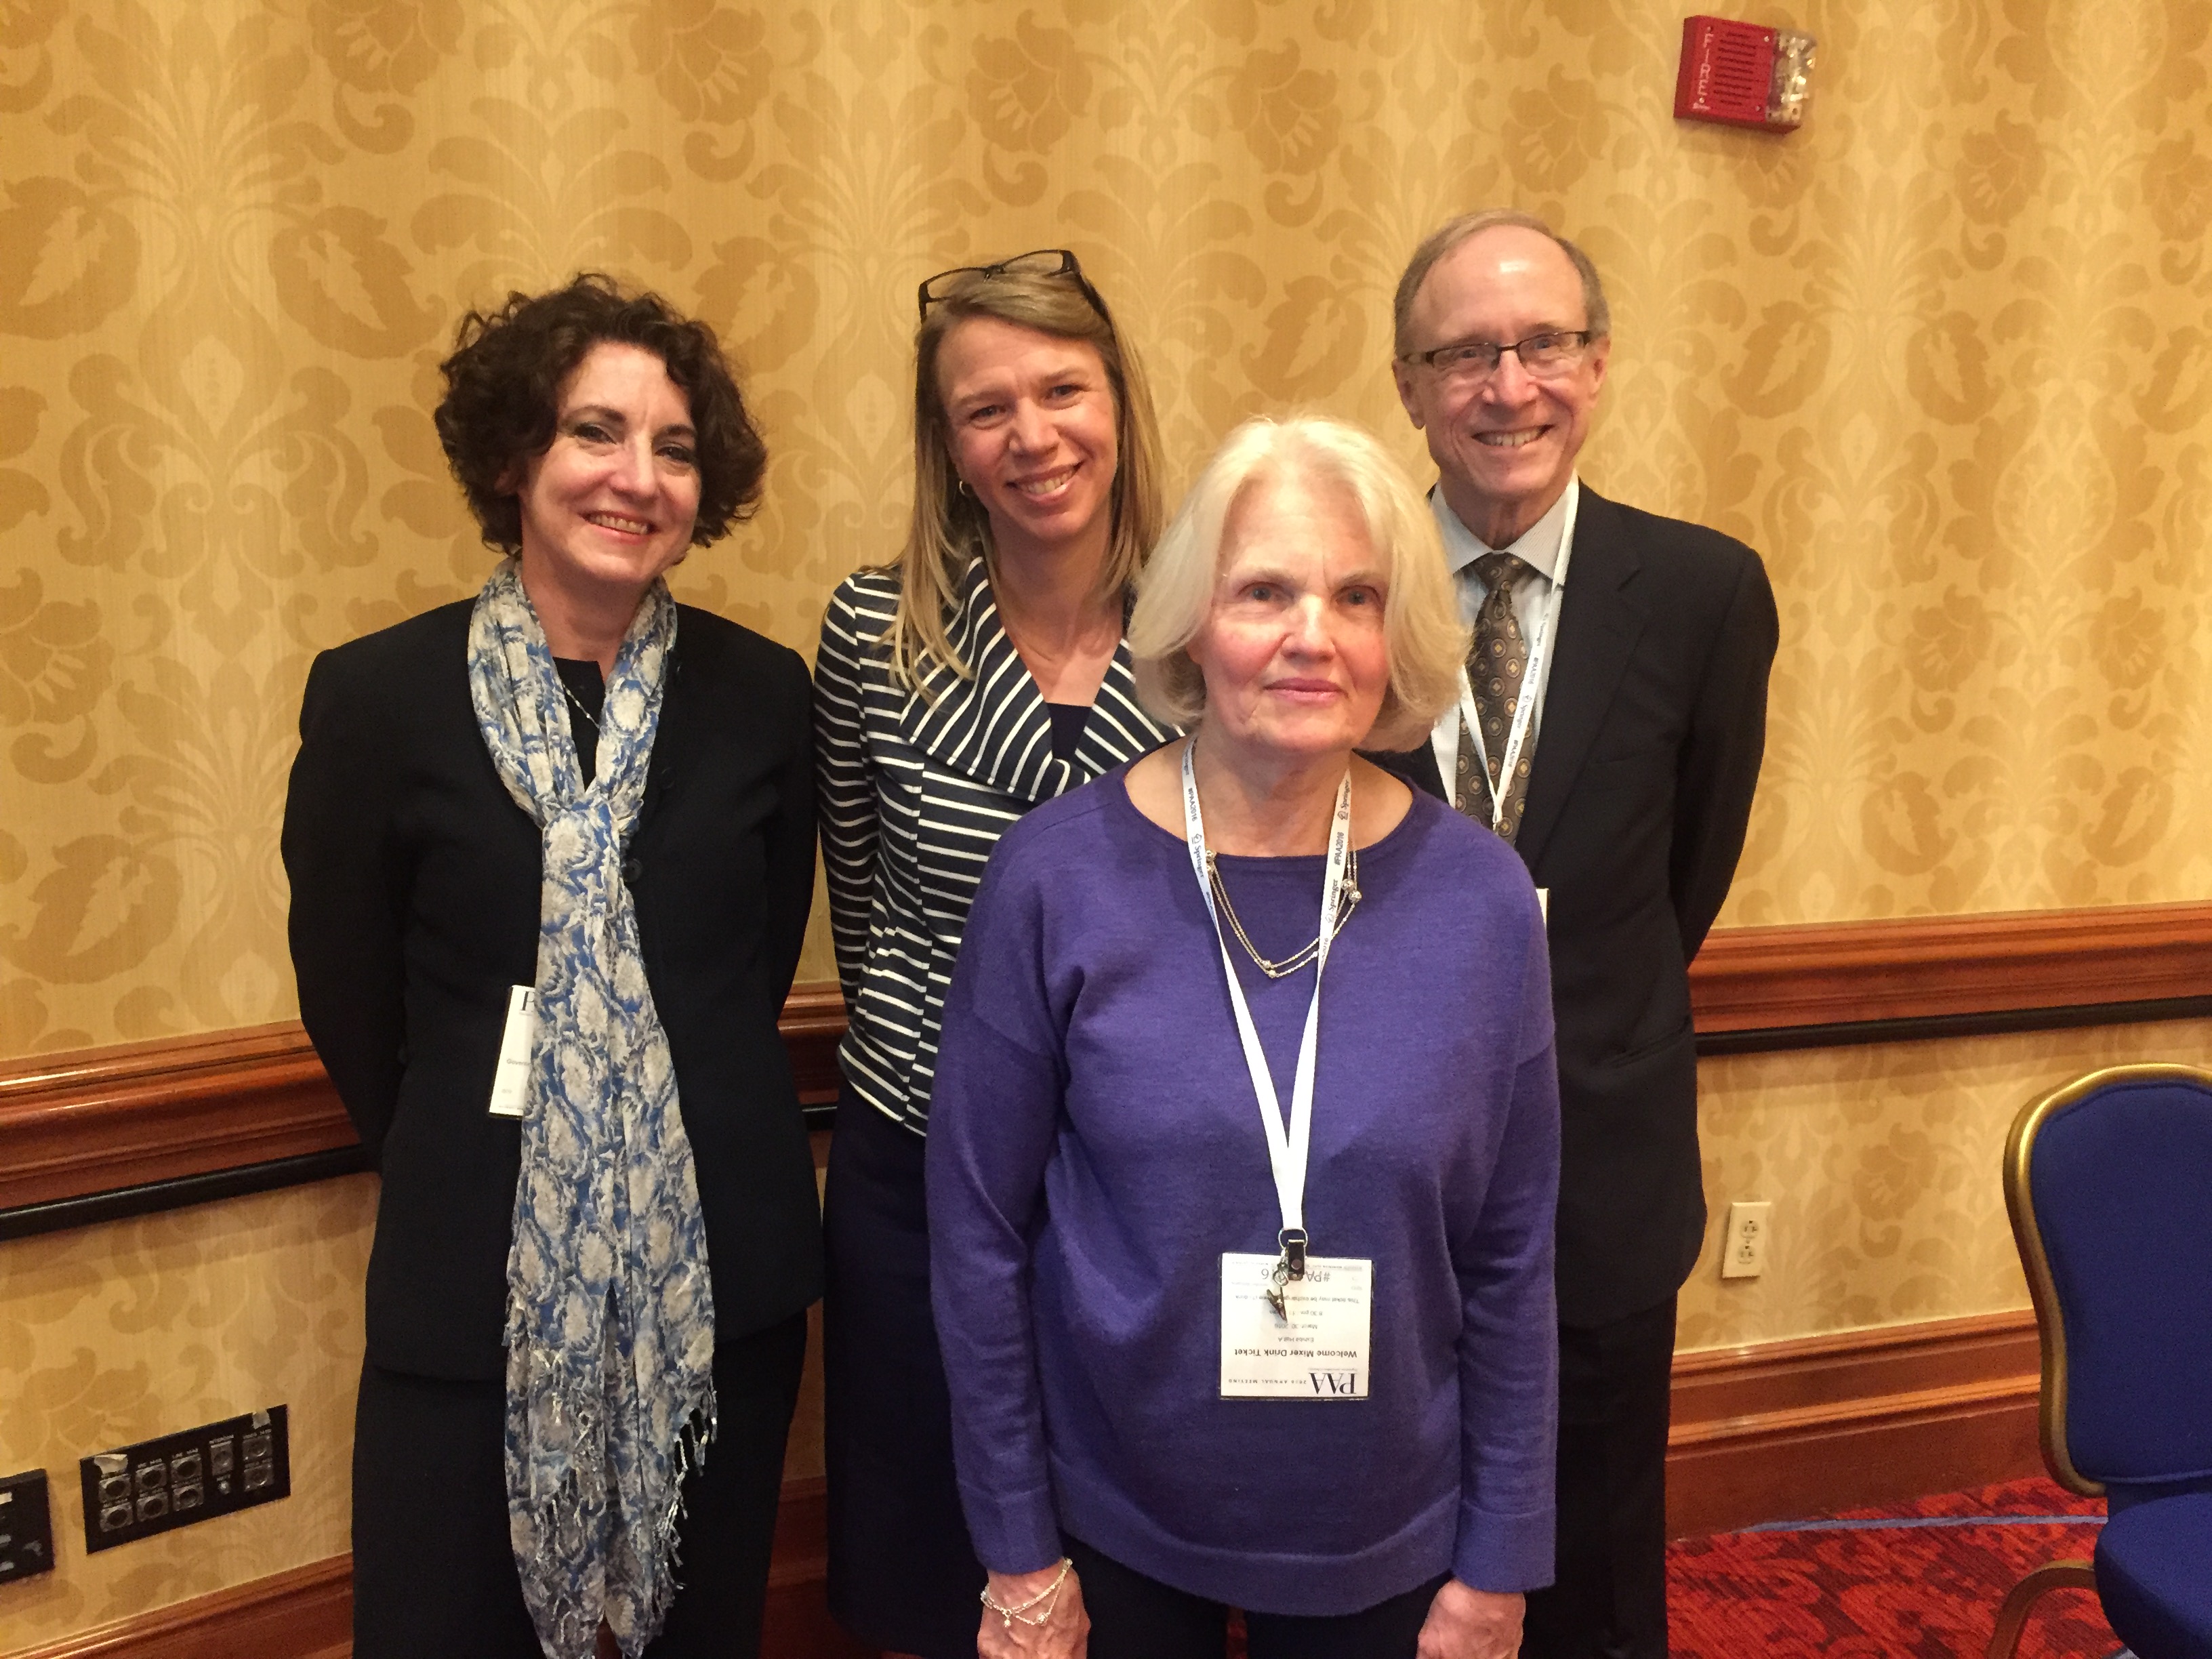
814;561;1178;1134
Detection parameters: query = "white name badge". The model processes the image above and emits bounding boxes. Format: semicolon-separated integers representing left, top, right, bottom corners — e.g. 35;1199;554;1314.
487;985;537;1119
1219;1252;1373;1399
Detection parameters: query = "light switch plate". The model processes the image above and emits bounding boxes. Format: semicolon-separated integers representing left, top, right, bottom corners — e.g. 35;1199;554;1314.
0;1469;56;1584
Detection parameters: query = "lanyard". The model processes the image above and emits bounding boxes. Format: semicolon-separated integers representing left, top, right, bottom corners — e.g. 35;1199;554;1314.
1181;743;1351;1275
1457;480;1579;835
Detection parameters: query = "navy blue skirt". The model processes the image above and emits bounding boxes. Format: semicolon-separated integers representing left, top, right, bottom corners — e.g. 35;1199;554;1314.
352;1314;806;1659
822;1082;987;1658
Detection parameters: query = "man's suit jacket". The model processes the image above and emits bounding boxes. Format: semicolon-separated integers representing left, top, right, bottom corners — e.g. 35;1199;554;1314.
283;599;821;1380
1377;486;1778;1328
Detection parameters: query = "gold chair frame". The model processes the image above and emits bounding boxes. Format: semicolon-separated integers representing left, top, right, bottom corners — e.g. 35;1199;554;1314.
1985;1061;2212;1659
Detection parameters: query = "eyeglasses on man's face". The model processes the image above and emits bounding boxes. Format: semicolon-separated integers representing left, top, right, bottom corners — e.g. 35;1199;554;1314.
917;248;1111;323
1399;330;1597;383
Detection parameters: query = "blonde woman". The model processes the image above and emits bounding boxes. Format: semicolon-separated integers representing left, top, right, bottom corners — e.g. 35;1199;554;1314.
813;250;1176;1658
926;416;1561;1659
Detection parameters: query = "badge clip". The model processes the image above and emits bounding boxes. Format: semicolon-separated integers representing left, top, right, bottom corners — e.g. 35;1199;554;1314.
1265;1227;1310;1321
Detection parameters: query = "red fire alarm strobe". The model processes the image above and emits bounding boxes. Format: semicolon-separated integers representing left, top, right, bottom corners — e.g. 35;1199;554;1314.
1675;15;1817;132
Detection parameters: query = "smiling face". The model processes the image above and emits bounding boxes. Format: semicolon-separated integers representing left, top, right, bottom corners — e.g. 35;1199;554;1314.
511;340;701;613
1393;225;1610;548
936;316;1120;567
1187;471;1393;763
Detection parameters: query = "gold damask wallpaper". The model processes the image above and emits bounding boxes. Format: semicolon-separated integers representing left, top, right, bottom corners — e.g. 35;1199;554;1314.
1;0;2208;1053
0;1174;825;1652
1678;1015;2212;1349
0;1177;375;1650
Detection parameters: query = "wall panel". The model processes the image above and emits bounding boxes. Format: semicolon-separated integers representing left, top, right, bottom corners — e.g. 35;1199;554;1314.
1679;1014;2212;1349
0;1179;373;1652
3;0;2210;1057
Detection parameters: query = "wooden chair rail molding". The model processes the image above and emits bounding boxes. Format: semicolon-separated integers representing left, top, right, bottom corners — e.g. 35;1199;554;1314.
3;901;2209;1220
0;984;848;1218
1687;899;2212;1034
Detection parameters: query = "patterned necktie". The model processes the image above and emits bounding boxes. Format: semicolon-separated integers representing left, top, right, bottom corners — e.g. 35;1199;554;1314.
1452;550;1536;843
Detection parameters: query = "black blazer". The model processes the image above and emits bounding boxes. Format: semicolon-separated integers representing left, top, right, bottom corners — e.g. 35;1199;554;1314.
283;600;821;1380
1376;487;1778;1328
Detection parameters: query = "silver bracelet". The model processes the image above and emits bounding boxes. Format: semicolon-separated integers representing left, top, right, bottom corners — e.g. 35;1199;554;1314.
981;1557;1074;1629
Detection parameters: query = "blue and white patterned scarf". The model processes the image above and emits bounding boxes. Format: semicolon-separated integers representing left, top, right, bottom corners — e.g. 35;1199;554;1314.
466;559;716;1659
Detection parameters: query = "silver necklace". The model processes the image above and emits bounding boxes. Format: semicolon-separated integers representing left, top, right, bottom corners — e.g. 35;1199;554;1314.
1206;846;1361;979
557;677;600;733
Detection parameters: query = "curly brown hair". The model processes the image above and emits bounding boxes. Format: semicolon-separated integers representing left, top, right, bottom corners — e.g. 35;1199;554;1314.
434;273;766;554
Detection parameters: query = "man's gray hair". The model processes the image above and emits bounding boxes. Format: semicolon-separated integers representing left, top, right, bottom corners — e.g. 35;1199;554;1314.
1391;209;1612;358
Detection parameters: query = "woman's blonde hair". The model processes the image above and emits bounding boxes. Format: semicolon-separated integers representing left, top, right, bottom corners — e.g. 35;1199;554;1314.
1128;415;1467;751
884;260;1164;689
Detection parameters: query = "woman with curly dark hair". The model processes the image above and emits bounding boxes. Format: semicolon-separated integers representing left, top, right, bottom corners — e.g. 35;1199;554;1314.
284;274;819;1659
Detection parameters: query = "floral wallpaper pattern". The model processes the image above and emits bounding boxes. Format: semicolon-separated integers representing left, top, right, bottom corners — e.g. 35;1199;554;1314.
0;1173;823;1651
0;1177;375;1650
1;0;2208;1054
1678;1016;2212;1350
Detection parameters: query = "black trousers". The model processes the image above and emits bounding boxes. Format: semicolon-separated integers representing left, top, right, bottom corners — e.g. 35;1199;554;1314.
351;1312;808;1659
1070;1536;1450;1659
1521;1296;1677;1659
821;1086;986;1659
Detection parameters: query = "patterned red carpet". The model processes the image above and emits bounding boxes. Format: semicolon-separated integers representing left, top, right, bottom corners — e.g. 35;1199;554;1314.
1668;1475;2121;1658
1146;1477;2121;1659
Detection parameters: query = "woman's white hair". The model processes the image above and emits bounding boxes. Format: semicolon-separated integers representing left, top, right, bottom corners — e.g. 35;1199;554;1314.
1128;415;1467;750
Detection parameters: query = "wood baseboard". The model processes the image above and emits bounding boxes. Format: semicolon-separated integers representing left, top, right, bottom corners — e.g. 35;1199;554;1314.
1;1502;857;1659
7;1313;2044;1657
9;1555;351;1659
763;1478;875;1658
3;1511;850;1659
1665;1308;2043;1537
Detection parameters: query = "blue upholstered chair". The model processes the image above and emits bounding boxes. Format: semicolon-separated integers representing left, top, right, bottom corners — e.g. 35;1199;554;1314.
1984;1064;2212;1659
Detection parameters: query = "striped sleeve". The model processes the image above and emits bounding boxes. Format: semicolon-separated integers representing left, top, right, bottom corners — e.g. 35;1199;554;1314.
810;564;1175;1130
814;575;886;1014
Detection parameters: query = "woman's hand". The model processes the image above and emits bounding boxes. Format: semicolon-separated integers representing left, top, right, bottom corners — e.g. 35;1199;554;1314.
976;1561;1089;1659
1416;1580;1523;1659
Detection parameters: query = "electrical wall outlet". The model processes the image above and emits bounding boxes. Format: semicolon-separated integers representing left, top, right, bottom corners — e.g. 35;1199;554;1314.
1721;1200;1773;1279
79;1406;289;1555
0;1470;55;1584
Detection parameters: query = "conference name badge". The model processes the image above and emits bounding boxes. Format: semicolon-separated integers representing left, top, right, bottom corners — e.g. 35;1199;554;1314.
487;985;536;1119
1219;1252;1372;1400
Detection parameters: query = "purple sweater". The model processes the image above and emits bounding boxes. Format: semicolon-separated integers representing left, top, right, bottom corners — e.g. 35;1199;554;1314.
925;771;1560;1615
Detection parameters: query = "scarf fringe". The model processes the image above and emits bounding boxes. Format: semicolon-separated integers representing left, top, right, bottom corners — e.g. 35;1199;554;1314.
521;1391;716;1659
658;1401;718;1589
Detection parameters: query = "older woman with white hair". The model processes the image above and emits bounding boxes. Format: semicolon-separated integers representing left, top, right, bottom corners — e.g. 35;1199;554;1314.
925;415;1562;1659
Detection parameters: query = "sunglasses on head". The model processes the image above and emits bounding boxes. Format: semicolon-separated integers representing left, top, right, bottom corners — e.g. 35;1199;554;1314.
916;248;1111;323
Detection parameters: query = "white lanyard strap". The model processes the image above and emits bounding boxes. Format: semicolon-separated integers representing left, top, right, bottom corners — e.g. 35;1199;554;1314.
1458;481;1578;835
1181;742;1351;1251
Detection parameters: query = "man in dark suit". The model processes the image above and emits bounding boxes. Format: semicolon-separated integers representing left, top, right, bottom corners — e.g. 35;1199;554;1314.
1382;210;1778;1658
